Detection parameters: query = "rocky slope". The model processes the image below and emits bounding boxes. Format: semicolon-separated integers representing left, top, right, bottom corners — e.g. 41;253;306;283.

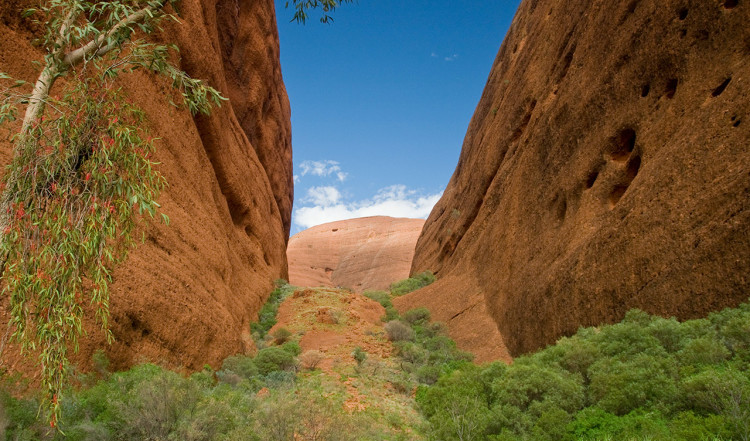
0;0;292;374
401;0;750;357
287;217;424;292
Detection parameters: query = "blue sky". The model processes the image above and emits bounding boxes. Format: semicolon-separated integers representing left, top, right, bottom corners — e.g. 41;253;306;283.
274;0;521;235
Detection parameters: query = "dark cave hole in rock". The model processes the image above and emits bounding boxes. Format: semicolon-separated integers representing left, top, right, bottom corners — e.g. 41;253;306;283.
678;8;689;19
641;84;651;97
734;119;742;127
679;29;687;38
609;185;630;208
556;196;567;222
712;77;732;97
586;169;599;189
627;0;640;14
665;79;679;99
626;155;642;181
724;0;738;9
610;128;637;161
557;46;576;83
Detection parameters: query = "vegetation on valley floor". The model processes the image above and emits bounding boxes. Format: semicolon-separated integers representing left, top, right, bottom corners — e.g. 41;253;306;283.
1;275;747;440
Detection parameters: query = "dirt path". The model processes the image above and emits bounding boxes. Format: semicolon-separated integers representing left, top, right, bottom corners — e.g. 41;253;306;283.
269;287;406;413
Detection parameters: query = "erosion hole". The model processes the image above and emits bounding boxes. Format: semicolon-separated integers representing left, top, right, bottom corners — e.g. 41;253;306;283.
724;0;738;8
557;46;576;82
585;168;600;189
556;196;567;222
626;155;642;181
712;77;732;97
733;119;742;127
610;128;637;161
665;78;679;99
641;84;651;97
678;8;689;19
609;185;630;208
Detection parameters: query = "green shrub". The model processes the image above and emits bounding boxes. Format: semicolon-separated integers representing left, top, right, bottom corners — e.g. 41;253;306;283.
220;355;259;380
589;353;677;415
413;299;750;441
254;347;297;376
363;290;392;308
394;341;428;366
352;347;367;366
390;271;436;296
384;320;415;342
281;341;302;356
272;327;292;344
403;307;431;325
251;280;295;344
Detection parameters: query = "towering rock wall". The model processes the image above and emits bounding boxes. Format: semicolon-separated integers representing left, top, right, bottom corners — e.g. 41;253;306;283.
287;217;425;292
400;0;750;358
0;0;292;374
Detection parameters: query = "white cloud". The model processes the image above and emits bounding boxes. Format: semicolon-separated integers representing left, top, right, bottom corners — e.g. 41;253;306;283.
430;52;438;58
444;53;459;62
298;160;347;182
293;184;443;230
304;186;341;207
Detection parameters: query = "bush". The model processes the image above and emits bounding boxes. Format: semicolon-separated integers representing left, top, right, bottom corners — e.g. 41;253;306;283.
281;341;302;356
403;307;431;325
254;347;297;376
352;347;367;366
363;290;392;308
385;320;415;342
271;328;292;344
299;350;325;370
390;271;436;296
251;280;295;344
220;355;259;380
589;353;677;415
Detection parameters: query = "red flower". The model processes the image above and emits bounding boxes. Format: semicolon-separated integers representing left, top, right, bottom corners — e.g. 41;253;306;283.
85;172;91;182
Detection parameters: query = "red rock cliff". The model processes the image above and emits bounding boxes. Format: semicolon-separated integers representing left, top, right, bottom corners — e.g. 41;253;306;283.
0;0;292;374
399;0;750;359
287;217;425;292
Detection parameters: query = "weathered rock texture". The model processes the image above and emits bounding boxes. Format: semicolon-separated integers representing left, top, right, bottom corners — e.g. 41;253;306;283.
0;0;292;376
400;0;750;358
287;217;424;292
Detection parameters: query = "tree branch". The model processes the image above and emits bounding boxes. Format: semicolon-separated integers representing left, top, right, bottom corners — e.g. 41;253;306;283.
62;2;166;68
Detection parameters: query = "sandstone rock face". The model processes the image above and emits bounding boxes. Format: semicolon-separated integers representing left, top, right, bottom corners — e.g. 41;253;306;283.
0;0;292;374
401;0;750;358
287;217;424;292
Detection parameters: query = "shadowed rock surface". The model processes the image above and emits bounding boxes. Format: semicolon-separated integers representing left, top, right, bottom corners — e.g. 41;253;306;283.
288;217;424;292
0;0;292;375
399;0;750;358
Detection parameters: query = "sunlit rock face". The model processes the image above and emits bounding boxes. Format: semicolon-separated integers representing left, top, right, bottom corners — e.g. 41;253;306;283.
400;0;750;359
287;217;425;293
0;0;292;374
